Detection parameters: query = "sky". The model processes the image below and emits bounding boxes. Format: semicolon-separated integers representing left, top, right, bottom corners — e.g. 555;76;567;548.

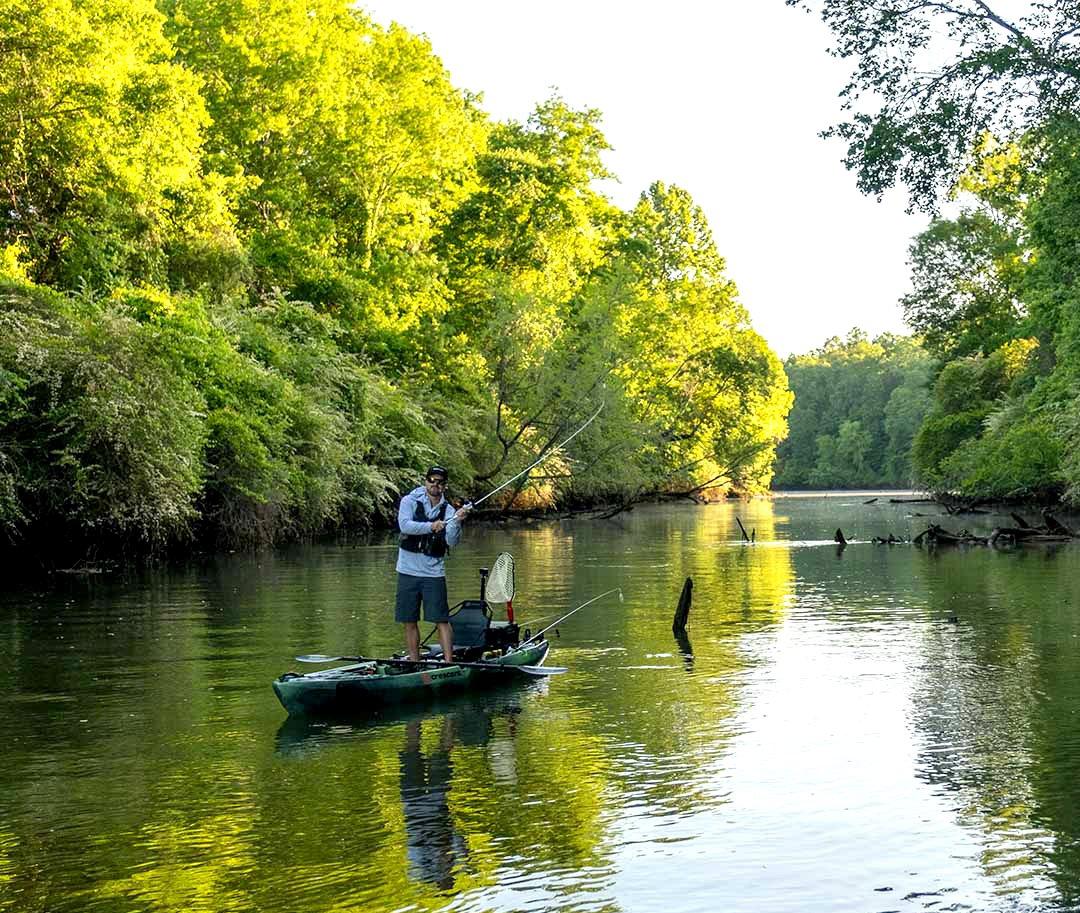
359;1;929;359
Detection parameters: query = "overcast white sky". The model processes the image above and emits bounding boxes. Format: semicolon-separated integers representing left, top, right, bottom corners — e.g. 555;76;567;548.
360;1;929;358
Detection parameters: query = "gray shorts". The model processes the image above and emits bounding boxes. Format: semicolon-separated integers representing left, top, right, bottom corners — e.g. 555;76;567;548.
395;573;450;623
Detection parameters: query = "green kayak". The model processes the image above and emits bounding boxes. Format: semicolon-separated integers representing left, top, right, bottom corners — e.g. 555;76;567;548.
273;637;550;716
273;555;614;717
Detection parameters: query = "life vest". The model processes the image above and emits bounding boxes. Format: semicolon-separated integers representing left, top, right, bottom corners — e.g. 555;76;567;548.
399;498;449;557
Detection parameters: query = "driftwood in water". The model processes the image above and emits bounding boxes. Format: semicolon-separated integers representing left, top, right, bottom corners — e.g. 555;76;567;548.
1044;513;1076;537
864;497;878;504
988;514;1077;546
834;528;847;546
938;494;993;515
889;497;937;504
989;527;1075;546
1010;512;1031;529
917;518;1077;548
735;517;751;542
871;534;908;545
672;577;693;635
913;524;988;547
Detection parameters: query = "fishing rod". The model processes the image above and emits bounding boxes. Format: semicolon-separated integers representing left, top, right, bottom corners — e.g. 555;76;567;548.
468;400;605;508
510;587;623;654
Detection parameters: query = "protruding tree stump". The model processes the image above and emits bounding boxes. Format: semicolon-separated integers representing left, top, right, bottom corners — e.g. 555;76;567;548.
834;528;847;546
735;517;750;542
1044;513;1076;537
672;577;693;634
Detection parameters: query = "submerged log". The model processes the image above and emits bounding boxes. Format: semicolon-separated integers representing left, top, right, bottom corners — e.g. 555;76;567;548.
913;523;988;547
1044;513;1077;537
989;527;1076;547
672;577;693;635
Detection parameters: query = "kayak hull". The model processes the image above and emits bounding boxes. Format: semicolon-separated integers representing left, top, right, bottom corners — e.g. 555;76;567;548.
272;640;550;716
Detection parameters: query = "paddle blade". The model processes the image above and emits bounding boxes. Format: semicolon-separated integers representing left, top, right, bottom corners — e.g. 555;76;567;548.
485;552;515;604
520;664;566;676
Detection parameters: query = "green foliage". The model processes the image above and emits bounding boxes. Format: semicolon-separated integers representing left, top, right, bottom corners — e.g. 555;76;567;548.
0;279;206;546
790;3;1080;504
911;338;1043;492
0;0;238;293
0;0;795;557
787;0;1080;211
774;331;931;488
460;181;792;507
937;417;1064;501
610;183;790;495
439;97;617;339
165;0;482;359
902;212;1025;361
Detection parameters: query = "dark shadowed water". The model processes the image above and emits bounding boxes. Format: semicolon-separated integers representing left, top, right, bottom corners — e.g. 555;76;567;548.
2;495;1080;913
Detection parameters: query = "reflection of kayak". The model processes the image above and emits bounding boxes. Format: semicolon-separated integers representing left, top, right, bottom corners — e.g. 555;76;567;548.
273;630;550;717
274;689;524;757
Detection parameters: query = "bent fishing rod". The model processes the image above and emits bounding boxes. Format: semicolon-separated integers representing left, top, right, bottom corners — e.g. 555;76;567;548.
509;587;623;654
465;400;605;509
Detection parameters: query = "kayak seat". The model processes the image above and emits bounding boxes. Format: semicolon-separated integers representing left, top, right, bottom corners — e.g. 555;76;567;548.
450;599;490;649
426;599;491;659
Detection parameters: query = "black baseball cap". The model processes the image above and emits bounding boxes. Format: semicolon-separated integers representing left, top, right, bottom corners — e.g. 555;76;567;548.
426;465;449;481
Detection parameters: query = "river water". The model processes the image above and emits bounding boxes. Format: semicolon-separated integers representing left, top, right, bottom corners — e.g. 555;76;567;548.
2;495;1080;913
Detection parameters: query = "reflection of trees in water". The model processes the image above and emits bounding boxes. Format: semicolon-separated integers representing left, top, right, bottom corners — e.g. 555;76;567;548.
516;500;796;818
908;548;1080;906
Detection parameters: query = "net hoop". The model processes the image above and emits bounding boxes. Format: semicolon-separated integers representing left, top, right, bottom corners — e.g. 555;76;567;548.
485;552;515;604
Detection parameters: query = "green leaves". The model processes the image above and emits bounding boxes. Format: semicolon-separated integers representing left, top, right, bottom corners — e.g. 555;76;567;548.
0;0;231;291
775;332;932;489
0;0;796;555
795;0;1080;210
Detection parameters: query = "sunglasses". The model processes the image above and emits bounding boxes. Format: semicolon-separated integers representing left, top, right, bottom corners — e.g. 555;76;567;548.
426;477;447;486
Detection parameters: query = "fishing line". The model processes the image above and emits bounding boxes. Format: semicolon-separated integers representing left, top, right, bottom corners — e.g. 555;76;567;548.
469;400;605;508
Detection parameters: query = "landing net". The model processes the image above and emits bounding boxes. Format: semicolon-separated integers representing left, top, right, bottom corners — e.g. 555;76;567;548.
485;552;515;604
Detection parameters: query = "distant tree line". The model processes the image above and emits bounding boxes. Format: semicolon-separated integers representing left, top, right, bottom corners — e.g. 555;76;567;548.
0;0;791;557
773;331;931;489
791;0;1080;505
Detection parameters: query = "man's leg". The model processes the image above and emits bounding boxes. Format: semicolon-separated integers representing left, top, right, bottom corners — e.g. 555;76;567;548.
436;621;453;664
420;576;452;663
404;621;421;661
395;573;422;660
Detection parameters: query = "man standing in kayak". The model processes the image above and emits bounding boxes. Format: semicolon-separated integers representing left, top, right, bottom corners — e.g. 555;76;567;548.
396;465;471;663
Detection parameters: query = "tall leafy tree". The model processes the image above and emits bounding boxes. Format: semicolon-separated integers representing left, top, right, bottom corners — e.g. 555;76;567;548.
902;212;1025;361
0;0;231;290
440;97;617;327
611;182;791;495
437;98;620;490
164;0;483;360
787;0;1080;210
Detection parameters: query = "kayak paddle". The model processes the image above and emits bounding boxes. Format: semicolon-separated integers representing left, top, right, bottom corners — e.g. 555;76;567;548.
293;654;565;677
